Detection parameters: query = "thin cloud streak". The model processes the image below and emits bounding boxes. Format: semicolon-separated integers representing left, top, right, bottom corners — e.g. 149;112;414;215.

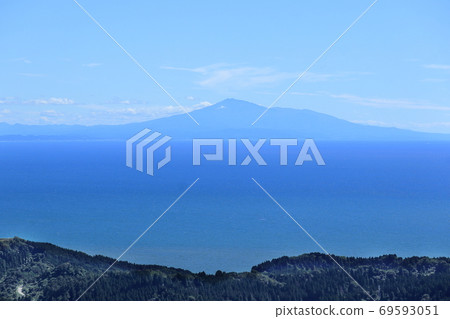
351;119;450;133
17;73;45;77
82;62;102;68
423;64;450;70
12;57;32;64
330;94;450;111
162;64;346;90
0;97;75;105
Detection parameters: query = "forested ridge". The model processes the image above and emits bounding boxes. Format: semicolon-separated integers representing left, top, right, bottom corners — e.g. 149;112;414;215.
1;237;449;301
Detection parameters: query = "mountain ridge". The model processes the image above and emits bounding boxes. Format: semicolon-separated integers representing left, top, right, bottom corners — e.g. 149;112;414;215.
1;99;449;141
1;237;449;301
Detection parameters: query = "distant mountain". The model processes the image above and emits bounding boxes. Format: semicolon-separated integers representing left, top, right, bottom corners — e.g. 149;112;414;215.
1;99;449;141
1;237;449;301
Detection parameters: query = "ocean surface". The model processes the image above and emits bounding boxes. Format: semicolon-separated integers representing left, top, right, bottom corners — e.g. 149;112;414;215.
0;140;449;273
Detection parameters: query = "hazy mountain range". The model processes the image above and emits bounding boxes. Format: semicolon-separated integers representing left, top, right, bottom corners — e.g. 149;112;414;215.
1;99;449;141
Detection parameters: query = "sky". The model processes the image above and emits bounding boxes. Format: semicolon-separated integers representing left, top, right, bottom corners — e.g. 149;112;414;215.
1;0;450;133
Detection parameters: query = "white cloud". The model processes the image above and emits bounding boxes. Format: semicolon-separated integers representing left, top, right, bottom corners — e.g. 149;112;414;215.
40;110;64;117
290;92;320;96
82;100;211;124
411;122;450;128
186;96;195;100
82;62;102;68
193;101;212;107
330;94;450;111
350;120;450;133
13;57;31;64
423;64;450;70
422;78;447;83
105;107;140;115
350;120;395;127
0;96;213;125
163;64;361;92
27;97;75;105
0;97;17;104
162;64;226;73
163;64;295;89
300;72;337;82
199;66;292;88
39;110;65;123
0;97;75;105
18;73;45;77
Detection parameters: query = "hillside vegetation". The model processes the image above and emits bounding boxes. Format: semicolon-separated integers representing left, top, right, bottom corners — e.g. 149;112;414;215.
1;237;448;301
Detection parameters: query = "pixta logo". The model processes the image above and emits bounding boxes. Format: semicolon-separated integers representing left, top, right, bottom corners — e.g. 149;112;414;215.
126;129;172;176
193;138;325;166
126;129;325;176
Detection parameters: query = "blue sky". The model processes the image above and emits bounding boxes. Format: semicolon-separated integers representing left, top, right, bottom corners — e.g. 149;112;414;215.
1;0;449;132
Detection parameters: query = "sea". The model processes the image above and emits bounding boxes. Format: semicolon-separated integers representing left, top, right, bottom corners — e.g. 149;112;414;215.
0;140;449;273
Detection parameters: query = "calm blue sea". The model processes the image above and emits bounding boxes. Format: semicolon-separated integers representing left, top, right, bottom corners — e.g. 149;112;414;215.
0;141;449;273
